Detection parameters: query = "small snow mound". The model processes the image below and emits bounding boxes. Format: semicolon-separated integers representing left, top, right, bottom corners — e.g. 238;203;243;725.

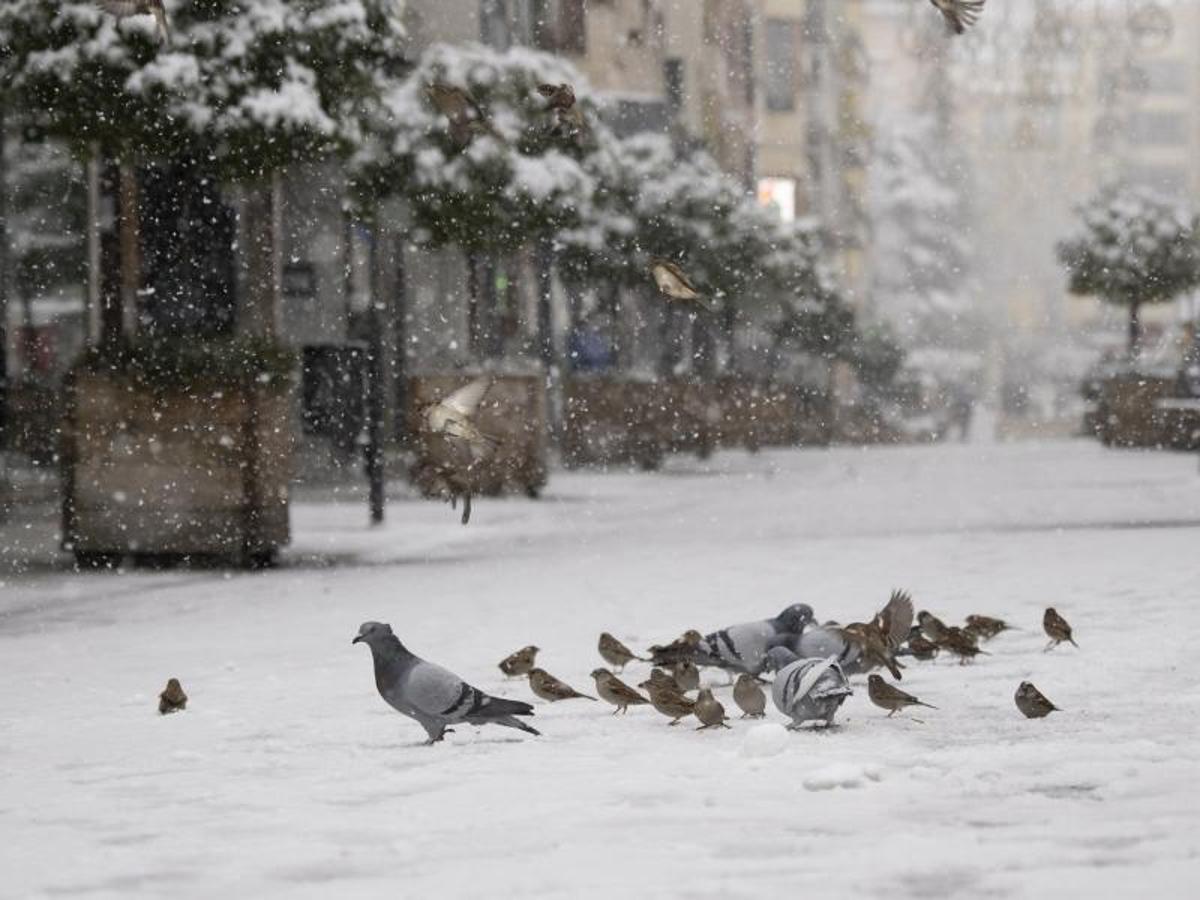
803;763;883;791
740;723;790;758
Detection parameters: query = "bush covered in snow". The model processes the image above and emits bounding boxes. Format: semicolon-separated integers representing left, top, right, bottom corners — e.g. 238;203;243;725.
1057;184;1200;353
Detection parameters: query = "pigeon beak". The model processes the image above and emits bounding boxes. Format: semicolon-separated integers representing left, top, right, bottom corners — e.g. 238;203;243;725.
352;635;363;645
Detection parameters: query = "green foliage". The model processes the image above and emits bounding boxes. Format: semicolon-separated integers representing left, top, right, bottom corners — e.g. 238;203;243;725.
77;337;297;394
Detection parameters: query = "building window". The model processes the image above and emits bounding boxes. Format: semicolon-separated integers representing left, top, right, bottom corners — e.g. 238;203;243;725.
530;0;586;54
559;0;587;54
765;19;796;112
1141;59;1188;94
1127;109;1188;145
664;58;685;114
757;177;796;223
480;0;510;49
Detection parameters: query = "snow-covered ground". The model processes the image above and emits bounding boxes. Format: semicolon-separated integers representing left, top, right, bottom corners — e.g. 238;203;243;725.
2;440;1199;898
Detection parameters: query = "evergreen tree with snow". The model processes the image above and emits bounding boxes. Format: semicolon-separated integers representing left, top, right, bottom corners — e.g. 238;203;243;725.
0;0;408;340
1057;183;1200;355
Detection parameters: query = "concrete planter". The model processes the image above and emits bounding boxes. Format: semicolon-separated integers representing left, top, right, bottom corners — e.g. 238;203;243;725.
61;371;292;567
407;374;548;496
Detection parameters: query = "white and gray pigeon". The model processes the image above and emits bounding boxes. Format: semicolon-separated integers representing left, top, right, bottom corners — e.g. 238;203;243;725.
353;622;539;744
694;603;814;675
764;647;853;729
785;625;857;672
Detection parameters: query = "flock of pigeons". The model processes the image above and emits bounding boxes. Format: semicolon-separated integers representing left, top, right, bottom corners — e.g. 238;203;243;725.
334;591;1075;744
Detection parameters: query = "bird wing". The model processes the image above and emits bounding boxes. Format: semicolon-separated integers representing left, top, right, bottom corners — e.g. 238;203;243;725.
441;376;493;419
650;260;699;298
876;590;914;648
610;679;647;704
400;661;482;721
930;0;985;35
153;6;170;43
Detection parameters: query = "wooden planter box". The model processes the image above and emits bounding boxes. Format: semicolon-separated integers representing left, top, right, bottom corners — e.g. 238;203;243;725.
62;371;292;567
712;378;802;449
1096;375;1174;447
406;374;548;496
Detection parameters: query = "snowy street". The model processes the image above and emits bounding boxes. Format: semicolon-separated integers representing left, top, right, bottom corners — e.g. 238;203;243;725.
2;440;1200;898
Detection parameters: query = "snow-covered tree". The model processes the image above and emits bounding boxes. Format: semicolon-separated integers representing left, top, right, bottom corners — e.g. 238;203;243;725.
0;1;407;340
1057;184;1200;354
354;42;597;253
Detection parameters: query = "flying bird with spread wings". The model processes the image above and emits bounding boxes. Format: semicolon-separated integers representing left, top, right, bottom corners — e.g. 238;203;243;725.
928;0;986;35
416;377;501;524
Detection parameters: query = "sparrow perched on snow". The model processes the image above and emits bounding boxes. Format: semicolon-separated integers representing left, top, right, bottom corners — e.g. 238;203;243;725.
158;677;187;715
499;645;539;678
96;0;170;43
647;629;704;667
964;614;1011;641
671;660;700;693
1014;682;1060;719
1043;608;1077;651
693;688;731;730
638;677;696;725
648;258;716;312
906;634;940;661
528;668;597;702
598;632;644;671
733;673;766;718
867;674;936;717
537;82;586;140
928;0;986;35
917;610;950;644
591;669;649;714
940;629;988;664
425;82;503;147
644;668;681;692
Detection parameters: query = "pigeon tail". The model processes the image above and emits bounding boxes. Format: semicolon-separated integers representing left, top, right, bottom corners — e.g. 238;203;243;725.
474;695;536;719
493;716;541;736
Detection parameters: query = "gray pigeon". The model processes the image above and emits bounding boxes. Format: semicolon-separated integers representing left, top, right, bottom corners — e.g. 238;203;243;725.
786;624;874;674
694;603;814;676
353;622;539;744
764;647;852;729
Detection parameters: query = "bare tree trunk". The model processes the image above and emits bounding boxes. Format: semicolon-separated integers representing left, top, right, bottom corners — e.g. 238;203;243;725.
84;151;103;345
466;250;481;357
391;234;409;445
365;226;386;525
534;238;554;368
117;162;140;337
0;107;9;447
1128;299;1142;358
239;173;282;340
